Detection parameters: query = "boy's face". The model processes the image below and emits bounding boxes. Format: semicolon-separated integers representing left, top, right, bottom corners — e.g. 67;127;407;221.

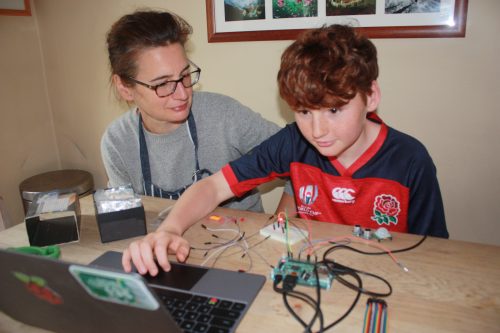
294;81;380;160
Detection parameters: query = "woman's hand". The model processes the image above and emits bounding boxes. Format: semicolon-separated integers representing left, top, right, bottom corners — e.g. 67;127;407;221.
121;229;190;276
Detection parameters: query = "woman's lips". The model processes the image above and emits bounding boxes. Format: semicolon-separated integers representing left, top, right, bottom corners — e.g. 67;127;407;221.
170;102;188;112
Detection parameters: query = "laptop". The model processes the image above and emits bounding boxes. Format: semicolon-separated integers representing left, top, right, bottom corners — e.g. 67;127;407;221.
0;249;266;333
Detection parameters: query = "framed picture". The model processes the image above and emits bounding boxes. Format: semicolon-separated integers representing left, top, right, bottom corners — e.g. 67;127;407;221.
206;0;468;42
0;0;31;16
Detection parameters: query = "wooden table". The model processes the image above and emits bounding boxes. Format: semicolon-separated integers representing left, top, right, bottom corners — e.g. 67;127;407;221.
1;195;499;333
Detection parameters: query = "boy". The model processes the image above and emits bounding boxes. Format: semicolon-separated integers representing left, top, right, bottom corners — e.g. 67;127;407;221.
123;24;448;275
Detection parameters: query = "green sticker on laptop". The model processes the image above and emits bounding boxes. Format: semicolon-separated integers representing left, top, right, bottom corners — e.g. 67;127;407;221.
69;265;159;311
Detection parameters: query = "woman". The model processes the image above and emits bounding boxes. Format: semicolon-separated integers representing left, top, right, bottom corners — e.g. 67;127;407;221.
101;9;292;212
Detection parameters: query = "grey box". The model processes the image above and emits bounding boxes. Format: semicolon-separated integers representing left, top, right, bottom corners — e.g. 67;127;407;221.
25;191;80;246
94;199;146;243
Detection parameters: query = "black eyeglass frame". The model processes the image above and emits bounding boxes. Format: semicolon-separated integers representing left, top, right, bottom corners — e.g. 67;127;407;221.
127;60;201;97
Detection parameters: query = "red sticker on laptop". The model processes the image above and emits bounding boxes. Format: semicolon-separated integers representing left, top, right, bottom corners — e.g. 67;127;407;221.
69;265;159;311
12;271;63;305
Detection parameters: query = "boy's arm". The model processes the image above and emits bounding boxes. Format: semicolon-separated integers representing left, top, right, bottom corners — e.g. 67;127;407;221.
275;192;297;217
122;171;234;275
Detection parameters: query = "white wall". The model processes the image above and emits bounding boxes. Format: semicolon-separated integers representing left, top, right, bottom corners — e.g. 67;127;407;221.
0;12;59;228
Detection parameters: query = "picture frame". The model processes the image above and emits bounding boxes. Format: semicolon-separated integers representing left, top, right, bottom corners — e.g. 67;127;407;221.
0;0;31;16
206;0;468;42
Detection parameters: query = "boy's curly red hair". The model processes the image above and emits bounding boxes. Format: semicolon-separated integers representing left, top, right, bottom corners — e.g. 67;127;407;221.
278;24;378;110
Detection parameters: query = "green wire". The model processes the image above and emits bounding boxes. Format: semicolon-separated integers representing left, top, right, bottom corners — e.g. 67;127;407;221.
284;210;292;255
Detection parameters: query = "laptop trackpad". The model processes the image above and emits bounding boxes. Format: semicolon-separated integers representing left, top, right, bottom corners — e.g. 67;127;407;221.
145;263;206;291
190;269;264;302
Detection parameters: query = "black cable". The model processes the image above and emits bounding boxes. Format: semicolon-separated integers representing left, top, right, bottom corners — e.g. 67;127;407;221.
324;258;391;295
282;292;309;328
391;234;427;253
304;265;324;332
272;235;425;332
327;235;427;256
322;269;362;331
322;259;392;298
273;274;324;333
315;243;395;331
273;276;309;329
282;290;323;332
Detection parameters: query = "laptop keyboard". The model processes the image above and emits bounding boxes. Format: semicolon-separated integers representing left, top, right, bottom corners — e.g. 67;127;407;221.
153;287;247;333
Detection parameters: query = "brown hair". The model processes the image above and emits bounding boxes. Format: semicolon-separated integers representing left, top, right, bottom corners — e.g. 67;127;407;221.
278;24;378;110
106;9;192;86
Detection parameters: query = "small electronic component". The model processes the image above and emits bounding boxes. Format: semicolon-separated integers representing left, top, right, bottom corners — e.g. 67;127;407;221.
352;225;393;242
362;228;372;240
352;224;362;237
271;257;334;289
374;227;392;241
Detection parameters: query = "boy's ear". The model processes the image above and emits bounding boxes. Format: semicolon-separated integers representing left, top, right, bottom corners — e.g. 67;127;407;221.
113;74;135;102
366;80;381;112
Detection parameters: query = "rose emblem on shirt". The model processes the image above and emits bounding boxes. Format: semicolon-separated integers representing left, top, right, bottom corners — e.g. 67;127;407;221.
371;194;400;226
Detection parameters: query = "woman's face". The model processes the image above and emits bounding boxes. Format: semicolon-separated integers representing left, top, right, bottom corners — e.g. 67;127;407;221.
118;43;194;134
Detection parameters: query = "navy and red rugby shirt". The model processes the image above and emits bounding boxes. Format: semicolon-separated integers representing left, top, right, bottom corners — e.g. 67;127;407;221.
222;113;448;238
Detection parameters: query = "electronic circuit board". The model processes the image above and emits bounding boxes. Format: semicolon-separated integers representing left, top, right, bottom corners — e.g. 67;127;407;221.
271;257;334;289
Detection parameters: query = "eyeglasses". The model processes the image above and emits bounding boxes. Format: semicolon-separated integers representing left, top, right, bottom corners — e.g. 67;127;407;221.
127;61;201;97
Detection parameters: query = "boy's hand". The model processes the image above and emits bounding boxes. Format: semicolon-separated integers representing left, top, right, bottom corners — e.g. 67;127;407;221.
121;229;190;276
121;171;231;275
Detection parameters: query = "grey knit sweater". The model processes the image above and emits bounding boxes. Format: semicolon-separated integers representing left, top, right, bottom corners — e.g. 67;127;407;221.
101;91;282;212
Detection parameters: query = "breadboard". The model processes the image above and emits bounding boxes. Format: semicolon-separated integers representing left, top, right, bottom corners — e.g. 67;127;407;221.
259;223;308;245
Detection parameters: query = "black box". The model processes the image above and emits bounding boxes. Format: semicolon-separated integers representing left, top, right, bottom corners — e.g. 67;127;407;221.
25;191;80;246
94;196;146;243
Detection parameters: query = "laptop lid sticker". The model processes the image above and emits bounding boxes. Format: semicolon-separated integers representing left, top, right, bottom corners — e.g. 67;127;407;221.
12;271;64;305
69;265;159;311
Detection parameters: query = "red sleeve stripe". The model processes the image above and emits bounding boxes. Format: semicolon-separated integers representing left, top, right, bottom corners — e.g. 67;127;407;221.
221;164;290;197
